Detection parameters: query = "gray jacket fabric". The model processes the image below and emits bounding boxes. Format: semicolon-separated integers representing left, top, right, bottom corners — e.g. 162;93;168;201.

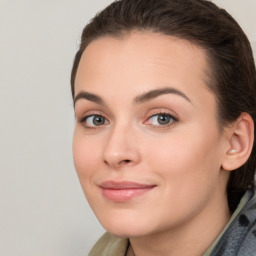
210;187;256;256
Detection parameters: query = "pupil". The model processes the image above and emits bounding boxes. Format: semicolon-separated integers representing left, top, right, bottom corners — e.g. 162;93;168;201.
158;115;170;125
93;116;104;125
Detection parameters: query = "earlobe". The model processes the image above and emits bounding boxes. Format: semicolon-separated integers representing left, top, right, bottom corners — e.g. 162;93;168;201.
221;113;254;171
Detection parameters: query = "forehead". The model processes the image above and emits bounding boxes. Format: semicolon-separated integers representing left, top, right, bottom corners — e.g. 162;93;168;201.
75;31;212;101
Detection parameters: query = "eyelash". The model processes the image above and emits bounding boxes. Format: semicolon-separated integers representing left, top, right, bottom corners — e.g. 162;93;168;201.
145;112;178;127
79;112;178;129
80;114;109;128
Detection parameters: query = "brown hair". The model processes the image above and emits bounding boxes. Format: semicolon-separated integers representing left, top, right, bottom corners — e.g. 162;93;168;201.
71;0;256;211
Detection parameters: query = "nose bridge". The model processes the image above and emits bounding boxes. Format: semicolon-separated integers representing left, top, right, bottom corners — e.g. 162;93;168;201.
103;121;140;168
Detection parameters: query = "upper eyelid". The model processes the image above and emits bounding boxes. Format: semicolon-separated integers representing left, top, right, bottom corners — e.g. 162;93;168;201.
80;113;109;123
76;110;108;120
74;100;111;118
145;109;179;120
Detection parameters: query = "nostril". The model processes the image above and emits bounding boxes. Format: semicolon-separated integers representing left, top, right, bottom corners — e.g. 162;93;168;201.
103;159;131;167
118;159;131;166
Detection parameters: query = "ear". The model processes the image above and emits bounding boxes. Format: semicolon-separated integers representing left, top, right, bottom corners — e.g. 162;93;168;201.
221;113;254;171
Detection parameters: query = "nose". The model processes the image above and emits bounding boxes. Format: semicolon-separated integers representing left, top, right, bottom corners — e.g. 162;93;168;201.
103;125;141;169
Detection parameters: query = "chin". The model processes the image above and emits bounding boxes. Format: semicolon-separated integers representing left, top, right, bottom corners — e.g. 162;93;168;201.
90;198;164;238
98;213;155;238
105;226;150;239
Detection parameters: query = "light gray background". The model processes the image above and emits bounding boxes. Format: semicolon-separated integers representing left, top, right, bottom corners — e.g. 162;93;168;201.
0;1;255;255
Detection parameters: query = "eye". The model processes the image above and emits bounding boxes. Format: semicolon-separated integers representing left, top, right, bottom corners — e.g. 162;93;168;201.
146;113;178;126
81;114;109;127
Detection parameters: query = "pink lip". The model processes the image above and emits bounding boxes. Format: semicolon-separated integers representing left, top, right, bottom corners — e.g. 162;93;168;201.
99;181;156;202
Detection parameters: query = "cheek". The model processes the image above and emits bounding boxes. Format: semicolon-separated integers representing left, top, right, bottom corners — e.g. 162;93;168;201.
72;131;102;180
144;126;222;186
141;131;222;220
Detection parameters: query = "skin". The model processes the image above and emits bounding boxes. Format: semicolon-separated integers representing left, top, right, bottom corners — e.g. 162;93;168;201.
73;32;232;256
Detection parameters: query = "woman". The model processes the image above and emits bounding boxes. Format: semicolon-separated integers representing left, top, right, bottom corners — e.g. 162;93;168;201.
71;0;256;255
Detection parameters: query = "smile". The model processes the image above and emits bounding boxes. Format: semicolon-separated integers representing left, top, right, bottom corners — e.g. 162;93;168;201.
99;181;156;202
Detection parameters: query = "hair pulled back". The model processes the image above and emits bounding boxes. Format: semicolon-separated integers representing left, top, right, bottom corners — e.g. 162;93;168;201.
71;0;256;211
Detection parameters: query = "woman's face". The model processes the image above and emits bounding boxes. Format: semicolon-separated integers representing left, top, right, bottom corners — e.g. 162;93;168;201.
73;32;230;238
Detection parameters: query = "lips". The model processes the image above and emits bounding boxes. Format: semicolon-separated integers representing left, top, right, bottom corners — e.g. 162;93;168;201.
99;181;156;202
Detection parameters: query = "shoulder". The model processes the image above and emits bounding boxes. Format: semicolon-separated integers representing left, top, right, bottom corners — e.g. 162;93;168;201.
212;188;256;255
235;188;256;255
88;232;129;256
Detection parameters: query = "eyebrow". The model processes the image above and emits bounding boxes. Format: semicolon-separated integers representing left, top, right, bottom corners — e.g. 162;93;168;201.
133;87;191;104
74;91;104;106
74;87;191;106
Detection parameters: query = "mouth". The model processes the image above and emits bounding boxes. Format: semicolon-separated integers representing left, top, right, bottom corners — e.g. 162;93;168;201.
99;181;156;202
